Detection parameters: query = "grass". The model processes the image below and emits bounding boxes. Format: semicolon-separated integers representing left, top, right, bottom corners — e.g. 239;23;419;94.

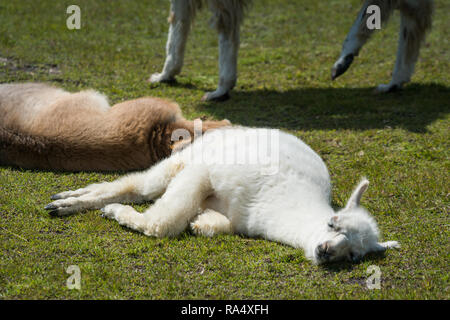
0;0;449;299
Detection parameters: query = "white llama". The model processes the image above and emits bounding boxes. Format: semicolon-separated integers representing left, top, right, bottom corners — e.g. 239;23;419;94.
45;127;399;264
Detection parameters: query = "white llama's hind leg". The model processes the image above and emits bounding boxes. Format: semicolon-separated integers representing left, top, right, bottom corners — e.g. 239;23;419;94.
373;241;400;251
375;13;424;93
45;157;182;216
102;165;212;237
190;209;232;237
149;0;195;83
101;204;148;233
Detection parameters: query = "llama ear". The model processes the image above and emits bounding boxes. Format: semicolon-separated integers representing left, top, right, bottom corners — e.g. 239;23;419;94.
344;178;369;210
373;241;400;252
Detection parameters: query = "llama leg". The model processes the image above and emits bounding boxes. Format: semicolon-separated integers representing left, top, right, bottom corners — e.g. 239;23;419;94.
331;0;395;80
45;157;184;216
101;204;149;234
375;9;430;93
102;165;213;237
202;3;243;101
149;0;196;83
202;31;240;101
190;209;232;237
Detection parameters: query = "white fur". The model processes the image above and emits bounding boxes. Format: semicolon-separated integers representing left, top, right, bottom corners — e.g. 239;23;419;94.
47;128;399;264
150;0;249;101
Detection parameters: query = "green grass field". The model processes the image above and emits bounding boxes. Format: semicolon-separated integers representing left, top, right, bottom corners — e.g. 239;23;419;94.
0;0;449;299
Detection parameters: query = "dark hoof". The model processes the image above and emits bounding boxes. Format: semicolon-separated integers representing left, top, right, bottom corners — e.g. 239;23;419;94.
331;54;354;80
386;84;400;93
148;77;177;85
202;92;230;102
50;194;61;200
44;204;57;211
160;77;177;84
48;210;59;217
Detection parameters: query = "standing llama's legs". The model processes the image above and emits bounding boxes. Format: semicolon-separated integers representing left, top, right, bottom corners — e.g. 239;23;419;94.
202;2;244;101
44;157;184;216
102;165;213;237
376;7;432;92
149;0;195;83
190;208;233;236
332;0;432;92
331;0;395;81
201;29;240;101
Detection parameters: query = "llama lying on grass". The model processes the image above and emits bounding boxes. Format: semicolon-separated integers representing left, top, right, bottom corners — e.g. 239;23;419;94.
0;82;230;171
45;127;399;264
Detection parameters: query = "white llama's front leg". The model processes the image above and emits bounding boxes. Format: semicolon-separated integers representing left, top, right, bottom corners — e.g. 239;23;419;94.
375;13;423;93
202;30;240;102
190;209;232;237
103;165;213;237
149;0;193;84
45;157;183;216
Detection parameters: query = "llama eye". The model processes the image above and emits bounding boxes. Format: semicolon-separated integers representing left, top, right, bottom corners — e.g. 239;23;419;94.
328;222;341;232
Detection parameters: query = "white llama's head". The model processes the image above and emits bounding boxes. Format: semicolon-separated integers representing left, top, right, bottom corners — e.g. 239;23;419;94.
313;179;399;264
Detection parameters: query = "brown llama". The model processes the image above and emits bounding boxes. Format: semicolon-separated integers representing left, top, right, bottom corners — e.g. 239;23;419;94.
0;83;230;171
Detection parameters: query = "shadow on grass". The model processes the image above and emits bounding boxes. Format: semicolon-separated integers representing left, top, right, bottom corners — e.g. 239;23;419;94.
320;251;387;273
198;83;449;133
0;164;141;176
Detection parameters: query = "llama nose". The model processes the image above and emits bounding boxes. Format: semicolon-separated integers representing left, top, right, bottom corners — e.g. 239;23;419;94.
318;242;330;255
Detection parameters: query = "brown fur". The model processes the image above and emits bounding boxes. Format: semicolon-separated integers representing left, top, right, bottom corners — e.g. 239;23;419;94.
0;83;230;171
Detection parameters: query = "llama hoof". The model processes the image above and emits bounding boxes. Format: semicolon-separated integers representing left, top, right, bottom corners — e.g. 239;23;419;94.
50;194;62;200
201;91;230;102
331;54;354;80
148;73;176;84
44;203;64;217
48;210;60;217
43;197;91;216
374;83;401;93
44;203;58;211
